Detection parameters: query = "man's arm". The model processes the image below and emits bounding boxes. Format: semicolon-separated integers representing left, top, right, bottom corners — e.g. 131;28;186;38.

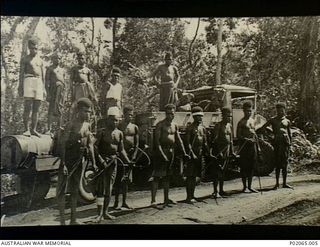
155;122;168;161
44;67;51;100
118;131;131;163
173;66;180;88
69;68;75;102
132;125;139;161
186;125;196;159
152;66;161;86
87;132;96;168
288;119;292;143
18;57;25;97
175;124;188;157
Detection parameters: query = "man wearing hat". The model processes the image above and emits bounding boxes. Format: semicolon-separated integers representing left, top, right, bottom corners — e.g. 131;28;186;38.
94;106;131;222
257;102;292;189
152;52;180;111
184;106;208;203
70;52;98;104
45;53;65;132
57;97;96;225
209;107;235;198
101;67;123;116
150;104;190;208
237;101;260;193
18;37;46;137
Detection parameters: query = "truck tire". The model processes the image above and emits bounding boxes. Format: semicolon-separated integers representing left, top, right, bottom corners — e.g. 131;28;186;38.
254;139;275;176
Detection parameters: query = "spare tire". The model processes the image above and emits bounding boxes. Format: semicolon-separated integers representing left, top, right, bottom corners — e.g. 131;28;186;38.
78;160;95;203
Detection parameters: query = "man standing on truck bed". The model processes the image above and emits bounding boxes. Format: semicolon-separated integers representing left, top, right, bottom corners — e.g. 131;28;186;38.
152;52;180;111
149;104;190;208
236;101;260;193
18;37;46;137
45;53;65;132
257;102;293;190
57;98;96;225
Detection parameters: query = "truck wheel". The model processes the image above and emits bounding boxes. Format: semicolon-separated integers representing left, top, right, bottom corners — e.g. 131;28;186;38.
254;139;275;176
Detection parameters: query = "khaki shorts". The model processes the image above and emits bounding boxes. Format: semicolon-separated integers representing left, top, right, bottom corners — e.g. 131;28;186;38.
24;77;44;101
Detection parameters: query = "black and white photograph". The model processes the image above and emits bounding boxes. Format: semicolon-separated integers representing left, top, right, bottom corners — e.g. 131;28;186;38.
1;14;320;232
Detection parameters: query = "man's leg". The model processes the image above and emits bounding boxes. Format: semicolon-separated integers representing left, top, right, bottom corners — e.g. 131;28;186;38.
151;177;158;205
185;177;192;202
69;177;80;225
121;180;131;209
30;100;41;137
240;168;247;192
103;176;116;220
282;164;293;189
47;114;53;133
57;169;66;225
248;167;258;193
23;100;32;135
113;183;120;209
274;167;280;190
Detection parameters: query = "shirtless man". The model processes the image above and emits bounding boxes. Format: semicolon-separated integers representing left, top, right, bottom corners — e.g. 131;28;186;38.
70;52;98;105
101;67;123;116
57;98;96;225
114;105;139;209
94;106;131;222
236;101;259;193
45;53;65;132
184;106;208;203
18;37;46;137
150;104;189;208
257;102;292;190
152;52;180;111
210;107;235;198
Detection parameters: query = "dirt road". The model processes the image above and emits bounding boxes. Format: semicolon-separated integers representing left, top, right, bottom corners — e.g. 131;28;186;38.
2;174;320;226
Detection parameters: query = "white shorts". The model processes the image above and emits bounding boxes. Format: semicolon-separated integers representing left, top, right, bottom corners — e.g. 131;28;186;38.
23;77;44;101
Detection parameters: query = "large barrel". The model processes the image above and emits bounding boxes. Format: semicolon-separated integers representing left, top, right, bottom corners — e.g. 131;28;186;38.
1;134;54;170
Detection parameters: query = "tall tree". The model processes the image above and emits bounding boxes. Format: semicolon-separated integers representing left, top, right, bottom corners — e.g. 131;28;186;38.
298;17;320;130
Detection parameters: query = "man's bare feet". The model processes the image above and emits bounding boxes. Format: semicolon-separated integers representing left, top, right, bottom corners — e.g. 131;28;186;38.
70;220;80;225
242;188;251;193
121;203;132;210
23;130;31;136
249;188;258;193
103;213;116;220
283;184;293;189
30;129;41;137
273;184;280;190
95;215;104;223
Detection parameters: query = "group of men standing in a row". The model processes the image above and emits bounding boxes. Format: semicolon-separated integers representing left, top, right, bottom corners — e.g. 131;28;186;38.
18;37;293;225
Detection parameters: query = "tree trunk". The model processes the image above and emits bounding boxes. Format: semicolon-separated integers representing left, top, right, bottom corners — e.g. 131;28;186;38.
299;17;320;130
188;18;201;67
111;17;118;65
216;19;223;85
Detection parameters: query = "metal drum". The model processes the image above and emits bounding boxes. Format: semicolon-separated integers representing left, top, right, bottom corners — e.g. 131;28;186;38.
1;134;54;170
